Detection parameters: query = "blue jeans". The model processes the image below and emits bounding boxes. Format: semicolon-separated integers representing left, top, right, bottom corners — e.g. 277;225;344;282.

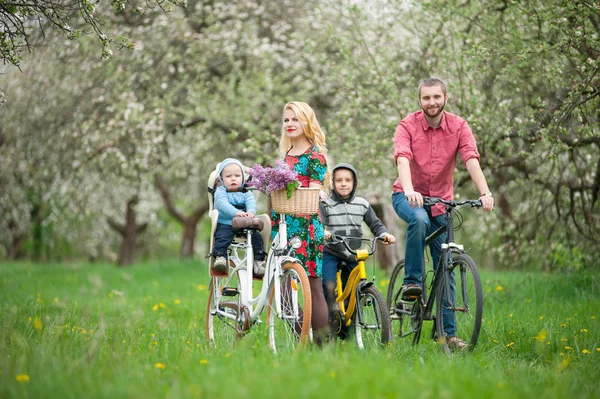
322;252;358;286
392;192;456;336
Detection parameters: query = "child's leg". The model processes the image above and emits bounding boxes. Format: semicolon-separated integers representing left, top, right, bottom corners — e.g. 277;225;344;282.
212;223;234;257
321;253;340;316
251;231;265;261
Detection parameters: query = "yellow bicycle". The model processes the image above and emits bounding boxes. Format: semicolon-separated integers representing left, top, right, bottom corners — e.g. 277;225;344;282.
328;235;391;349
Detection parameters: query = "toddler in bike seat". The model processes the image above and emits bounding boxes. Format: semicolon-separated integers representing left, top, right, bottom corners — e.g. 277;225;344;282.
320;163;396;313
212;158;266;277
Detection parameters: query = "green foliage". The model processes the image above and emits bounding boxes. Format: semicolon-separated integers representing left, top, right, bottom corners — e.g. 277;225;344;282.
0;261;599;398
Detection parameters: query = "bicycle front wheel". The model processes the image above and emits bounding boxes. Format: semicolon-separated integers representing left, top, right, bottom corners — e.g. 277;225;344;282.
435;253;483;353
266;262;312;354
354;285;391;349
206;268;248;348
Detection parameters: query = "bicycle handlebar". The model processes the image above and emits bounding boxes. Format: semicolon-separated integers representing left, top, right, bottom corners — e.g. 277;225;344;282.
328;234;388;257
423;196;482;209
226;183;255;193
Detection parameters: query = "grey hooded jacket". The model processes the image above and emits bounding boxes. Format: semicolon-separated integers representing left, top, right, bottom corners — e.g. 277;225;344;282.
319;163;388;262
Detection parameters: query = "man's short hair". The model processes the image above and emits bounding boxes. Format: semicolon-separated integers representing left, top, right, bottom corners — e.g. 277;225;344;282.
418;78;447;97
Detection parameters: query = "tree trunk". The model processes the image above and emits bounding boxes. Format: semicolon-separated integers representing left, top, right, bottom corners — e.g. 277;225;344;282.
155;174;209;258
108;196;147;267
369;196;403;273
180;221;197;258
6;219;27;259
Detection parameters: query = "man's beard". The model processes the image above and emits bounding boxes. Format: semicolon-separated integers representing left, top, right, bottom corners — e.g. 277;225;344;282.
422;101;446;118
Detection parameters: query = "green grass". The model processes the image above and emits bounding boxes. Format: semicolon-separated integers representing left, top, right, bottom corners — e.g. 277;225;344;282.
1;260;599;398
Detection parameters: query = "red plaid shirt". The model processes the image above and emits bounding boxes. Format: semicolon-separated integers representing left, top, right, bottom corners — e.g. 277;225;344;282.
393;110;480;216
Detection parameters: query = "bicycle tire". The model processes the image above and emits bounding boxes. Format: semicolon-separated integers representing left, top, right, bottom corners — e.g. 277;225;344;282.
435;253;483;353
205;267;248;348
266;262;312;354
354;285;391;349
387;260;422;344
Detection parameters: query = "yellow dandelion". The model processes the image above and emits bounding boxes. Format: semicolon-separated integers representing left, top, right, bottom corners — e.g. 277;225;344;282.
596;348;600;352
534;328;547;342
561;337;568;342
560;323;567;327
591;316;595;320
539;316;544;320
525;298;531;303
559;355;572;371
498;383;504;388
509;313;513;318
379;279;389;287
159;303;165;309
174;299;181;305
155;362;166;369
122;340;126;343
225;353;231;357
16;374;30;383
496;285;504;291
580;329;588;333
564;346;573;351
36;297;43;304
33;318;43;330
492;339;498;343
546;342;551;345
582;349;591;354
200;359;208;364
54;297;59;303
330;371;337;378
506;342;515;348
152;304;159;311
197;284;207;291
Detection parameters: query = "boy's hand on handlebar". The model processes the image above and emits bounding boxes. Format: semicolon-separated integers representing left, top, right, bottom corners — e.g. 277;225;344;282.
382;234;396;245
324;230;331;241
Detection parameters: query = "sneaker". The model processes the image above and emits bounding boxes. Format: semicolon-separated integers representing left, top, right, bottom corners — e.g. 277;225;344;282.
213;256;227;273
400;283;422;300
447;336;468;351
253;260;265;277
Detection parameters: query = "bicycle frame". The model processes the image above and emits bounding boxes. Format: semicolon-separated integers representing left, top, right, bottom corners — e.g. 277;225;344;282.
335;248;371;327
401;198;477;326
212;213;300;326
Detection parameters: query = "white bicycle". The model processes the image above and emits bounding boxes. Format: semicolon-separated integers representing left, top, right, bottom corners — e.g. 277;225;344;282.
205;183;312;354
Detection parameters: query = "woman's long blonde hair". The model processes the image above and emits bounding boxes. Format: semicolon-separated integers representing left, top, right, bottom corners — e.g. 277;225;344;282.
279;101;331;189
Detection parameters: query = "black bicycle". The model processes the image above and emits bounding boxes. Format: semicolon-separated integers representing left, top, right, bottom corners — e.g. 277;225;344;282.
386;197;484;353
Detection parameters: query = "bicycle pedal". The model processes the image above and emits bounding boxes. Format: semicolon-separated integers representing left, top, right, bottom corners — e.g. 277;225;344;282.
401;294;420;302
221;287;240;297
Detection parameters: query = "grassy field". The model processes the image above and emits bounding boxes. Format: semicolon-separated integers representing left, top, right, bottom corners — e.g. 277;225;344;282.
1;260;598;398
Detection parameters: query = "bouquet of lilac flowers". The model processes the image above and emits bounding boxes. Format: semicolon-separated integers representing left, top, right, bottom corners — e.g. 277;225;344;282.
247;160;301;199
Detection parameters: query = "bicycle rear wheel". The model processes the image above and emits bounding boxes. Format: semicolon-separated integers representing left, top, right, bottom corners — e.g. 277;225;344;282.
435;253;483;353
206;267;249;348
266;262;312;354
354;285;391;349
387;260;422;344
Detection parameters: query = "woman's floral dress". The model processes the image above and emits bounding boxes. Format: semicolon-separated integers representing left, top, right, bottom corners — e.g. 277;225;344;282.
271;147;327;278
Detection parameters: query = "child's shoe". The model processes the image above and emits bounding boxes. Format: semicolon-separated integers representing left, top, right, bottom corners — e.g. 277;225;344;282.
253;260;265;278
213;256;228;273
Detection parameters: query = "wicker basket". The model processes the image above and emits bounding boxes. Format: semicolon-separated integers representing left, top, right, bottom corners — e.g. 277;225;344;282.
271;187;321;215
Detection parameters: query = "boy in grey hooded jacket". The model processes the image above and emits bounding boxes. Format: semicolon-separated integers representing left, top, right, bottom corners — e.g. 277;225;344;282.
319;163;395;308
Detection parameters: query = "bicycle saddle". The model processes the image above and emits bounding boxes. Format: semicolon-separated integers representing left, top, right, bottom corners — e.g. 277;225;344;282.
232;216;264;231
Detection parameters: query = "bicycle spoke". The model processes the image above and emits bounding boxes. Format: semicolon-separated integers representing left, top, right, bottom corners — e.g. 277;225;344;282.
266;262;311;354
355;285;390;350
436;254;483;353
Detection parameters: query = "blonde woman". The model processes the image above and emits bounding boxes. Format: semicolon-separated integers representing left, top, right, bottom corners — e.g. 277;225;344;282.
272;101;330;344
